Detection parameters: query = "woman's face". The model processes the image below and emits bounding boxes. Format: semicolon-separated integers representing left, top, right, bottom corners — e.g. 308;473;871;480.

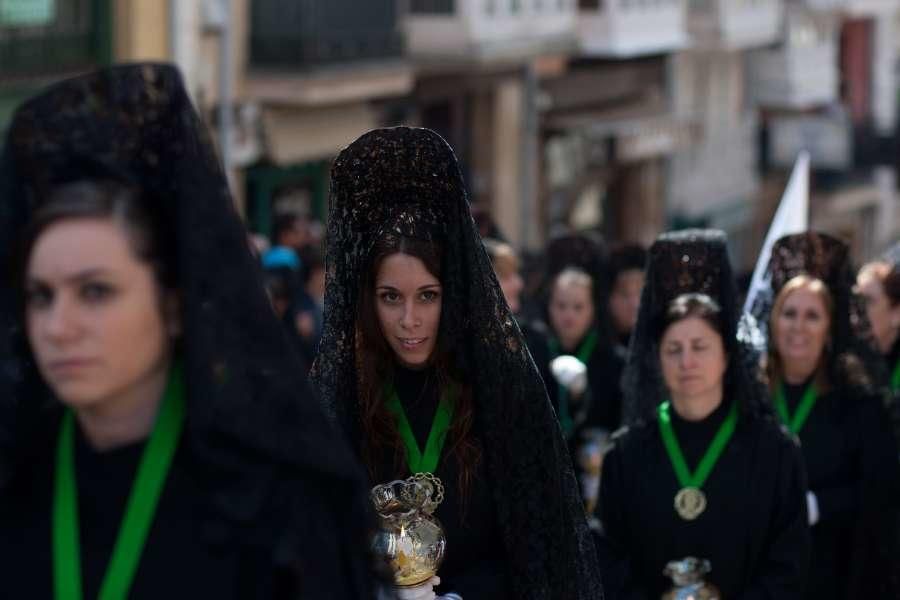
857;274;900;354
25;218;176;411
497;267;524;314
773;286;830;378
659;316;727;403
608;269;644;337
549;280;594;349
374;253;442;369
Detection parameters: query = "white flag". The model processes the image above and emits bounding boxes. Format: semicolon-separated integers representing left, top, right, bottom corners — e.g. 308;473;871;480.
743;152;810;315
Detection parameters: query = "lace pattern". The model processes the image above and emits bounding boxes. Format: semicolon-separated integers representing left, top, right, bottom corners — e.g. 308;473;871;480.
311;127;604;599
622;229;770;424
0;64;378;597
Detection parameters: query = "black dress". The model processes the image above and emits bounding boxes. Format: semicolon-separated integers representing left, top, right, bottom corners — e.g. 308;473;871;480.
526;325;623;434
313;126;604;599
782;379;900;600
372;366;513;599
884;338;900;445
598;399;810;599
0;410;334;599
0;64;381;600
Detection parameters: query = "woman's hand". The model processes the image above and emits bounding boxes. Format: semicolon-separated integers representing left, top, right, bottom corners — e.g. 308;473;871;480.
550;355;588;396
395;576;440;600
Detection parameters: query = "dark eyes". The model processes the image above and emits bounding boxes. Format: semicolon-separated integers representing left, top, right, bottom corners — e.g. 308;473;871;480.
378;290;440;304
81;282;114;302
782;308;822;320
665;343;708;355
24;285;53;309
24;282;115;309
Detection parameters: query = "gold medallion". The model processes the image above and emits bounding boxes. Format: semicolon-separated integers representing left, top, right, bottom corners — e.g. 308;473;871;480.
674;487;706;521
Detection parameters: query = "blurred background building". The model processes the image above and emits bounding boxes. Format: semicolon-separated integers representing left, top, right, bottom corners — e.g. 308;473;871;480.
1;0;898;269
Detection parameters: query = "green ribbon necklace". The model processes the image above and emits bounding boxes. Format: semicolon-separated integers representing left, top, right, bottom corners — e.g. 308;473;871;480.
657;400;739;521
548;330;598;437
53;362;186;600
385;381;458;474
773;381;818;435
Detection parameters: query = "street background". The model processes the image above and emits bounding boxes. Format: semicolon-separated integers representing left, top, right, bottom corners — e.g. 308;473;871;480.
1;0;898;271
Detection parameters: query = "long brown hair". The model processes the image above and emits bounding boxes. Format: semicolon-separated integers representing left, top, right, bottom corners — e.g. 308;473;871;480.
766;275;834;393
355;234;481;504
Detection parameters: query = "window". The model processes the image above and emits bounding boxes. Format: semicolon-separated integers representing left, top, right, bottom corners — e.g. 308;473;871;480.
0;0;108;78
410;0;455;13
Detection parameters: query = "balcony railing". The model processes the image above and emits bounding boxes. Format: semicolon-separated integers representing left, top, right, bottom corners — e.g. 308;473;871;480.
767;108;852;170
748;9;838;108
578;0;688;57
405;0;577;59
0;0;108;80
669;113;759;214
688;0;782;49
800;0;899;16
250;0;404;70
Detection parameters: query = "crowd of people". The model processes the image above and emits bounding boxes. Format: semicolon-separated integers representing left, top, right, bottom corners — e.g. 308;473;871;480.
1;63;899;599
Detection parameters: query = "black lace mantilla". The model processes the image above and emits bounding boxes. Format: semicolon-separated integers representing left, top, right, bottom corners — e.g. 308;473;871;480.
540;233;612;343
311;127;604;599
0;64;378;597
622;229;770;424
749;231;884;387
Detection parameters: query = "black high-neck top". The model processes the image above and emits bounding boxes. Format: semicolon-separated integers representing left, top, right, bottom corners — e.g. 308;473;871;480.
0;415;297;599
780;373;900;600
597;398;810;599
374;365;512;599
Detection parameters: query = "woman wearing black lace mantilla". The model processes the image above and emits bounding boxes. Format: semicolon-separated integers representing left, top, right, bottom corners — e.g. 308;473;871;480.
598;230;810;599
856;244;900;442
311;127;604;600
0;65;380;599
752;232;900;600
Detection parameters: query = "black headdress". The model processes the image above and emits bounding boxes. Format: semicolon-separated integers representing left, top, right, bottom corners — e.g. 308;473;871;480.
311;127;604;599
622;229;769;424
607;243;647;284
749;231;884;386
0;64;376;597
540;233;612;341
545;233;608;283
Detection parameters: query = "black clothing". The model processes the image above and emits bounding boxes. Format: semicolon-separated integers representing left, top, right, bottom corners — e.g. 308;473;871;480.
604;230;808;598
599;405;809;599
782;381;900;600
375;366;512;599
0;413;307;599
624;230;772;425
885;338;900;444
534;329;623;434
748;232;886;383
752;231;900;599
579;338;623;433
0;64;378;598
312;127;604;599
543;233;610;335
520;320;553;400
537;233;617;412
